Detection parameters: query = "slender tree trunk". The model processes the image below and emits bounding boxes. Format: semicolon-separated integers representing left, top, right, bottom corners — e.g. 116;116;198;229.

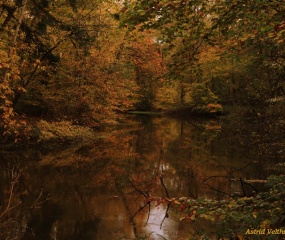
8;0;28;57
230;53;235;105
180;81;185;104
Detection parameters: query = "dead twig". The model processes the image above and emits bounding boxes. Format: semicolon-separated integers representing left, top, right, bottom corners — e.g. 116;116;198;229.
159;177;169;198
129;179;151;224
159;176;170;229
160;203;170;229
0;164;21;219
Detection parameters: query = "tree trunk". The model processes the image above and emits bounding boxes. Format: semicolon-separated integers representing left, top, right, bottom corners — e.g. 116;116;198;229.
8;0;28;57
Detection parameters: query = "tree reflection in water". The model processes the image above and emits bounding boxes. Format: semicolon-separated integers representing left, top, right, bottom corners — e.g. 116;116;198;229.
0;115;273;239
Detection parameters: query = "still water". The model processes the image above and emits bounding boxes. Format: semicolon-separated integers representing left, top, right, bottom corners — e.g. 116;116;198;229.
0;115;280;239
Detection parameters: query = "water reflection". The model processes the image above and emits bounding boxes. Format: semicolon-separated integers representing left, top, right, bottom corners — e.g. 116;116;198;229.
0;115;276;239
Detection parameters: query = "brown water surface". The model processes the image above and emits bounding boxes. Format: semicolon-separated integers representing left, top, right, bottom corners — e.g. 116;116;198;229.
1;115;279;239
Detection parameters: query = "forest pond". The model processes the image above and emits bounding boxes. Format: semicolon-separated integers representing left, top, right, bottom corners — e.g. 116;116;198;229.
1;115;281;240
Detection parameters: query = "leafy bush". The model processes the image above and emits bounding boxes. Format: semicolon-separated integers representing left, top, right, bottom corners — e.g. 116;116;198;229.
190;83;223;115
150;175;285;239
36;120;94;142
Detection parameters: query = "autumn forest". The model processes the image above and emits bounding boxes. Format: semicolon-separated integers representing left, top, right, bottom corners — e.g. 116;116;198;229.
0;0;285;140
1;0;285;239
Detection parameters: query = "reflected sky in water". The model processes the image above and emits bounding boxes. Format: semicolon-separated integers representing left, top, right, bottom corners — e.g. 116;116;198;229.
0;115;278;239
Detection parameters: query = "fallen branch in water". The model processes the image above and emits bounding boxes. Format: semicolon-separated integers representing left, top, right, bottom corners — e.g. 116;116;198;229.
129;179;151;225
159;176;170;229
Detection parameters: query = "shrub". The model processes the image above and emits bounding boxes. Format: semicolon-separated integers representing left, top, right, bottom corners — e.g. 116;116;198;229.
190;83;223;115
36;120;94;142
